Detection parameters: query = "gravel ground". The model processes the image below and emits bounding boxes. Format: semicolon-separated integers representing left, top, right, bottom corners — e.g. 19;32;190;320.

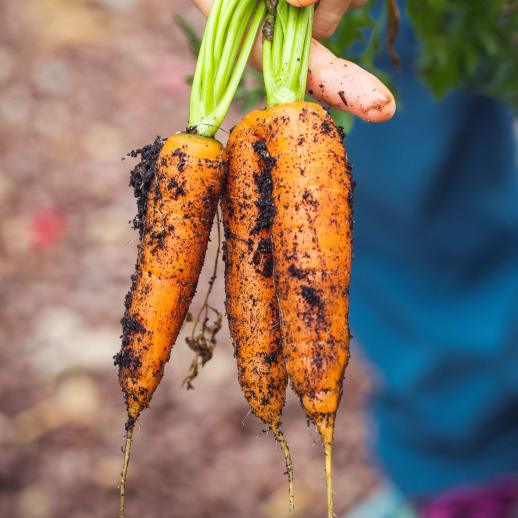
0;1;379;517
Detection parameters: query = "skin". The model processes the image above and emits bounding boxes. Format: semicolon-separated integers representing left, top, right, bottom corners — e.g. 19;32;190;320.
115;133;224;423
192;0;395;122
222;122;287;429
265;102;351;445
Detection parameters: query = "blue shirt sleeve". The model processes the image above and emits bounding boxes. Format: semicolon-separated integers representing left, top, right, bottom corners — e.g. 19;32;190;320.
345;4;518;496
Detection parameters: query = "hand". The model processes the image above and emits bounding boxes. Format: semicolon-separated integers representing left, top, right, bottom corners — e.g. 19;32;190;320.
192;0;396;122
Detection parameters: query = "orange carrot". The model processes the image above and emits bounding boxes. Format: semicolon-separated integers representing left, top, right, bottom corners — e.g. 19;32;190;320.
222;120;294;508
266;101;352;450
273;103;352;518
115;134;224;426
115;134;224;516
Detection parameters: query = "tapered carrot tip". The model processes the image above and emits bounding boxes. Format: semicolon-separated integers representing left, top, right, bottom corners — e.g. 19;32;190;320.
316;419;334;518
271;426;295;512
324;441;333;518
119;424;134;518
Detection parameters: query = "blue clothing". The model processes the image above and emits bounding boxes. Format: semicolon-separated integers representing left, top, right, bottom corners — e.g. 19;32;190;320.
346;8;518;497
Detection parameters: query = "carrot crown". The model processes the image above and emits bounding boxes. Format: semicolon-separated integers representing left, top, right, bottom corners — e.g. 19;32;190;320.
262;0;314;108
188;0;266;137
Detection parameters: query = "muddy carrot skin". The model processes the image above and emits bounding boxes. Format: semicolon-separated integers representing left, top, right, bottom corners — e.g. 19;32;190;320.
222;120;294;509
115;134;224;425
266;102;352;444
223;122;285;427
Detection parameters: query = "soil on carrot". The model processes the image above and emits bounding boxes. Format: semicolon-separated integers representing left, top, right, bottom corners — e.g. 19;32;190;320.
114;310;146;374
320;119;333;135
115;139;163;383
300;285;322;309
288;264;309;279
251;139;276;234
128;137;164;236
252;238;274;278
249;139;277;279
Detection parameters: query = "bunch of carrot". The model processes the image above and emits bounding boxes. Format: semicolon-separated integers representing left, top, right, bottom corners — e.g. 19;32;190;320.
115;1;355;517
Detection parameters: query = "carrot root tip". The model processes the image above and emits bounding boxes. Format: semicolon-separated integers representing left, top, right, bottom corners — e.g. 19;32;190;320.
324;441;333;518
271;426;295;512
120;424;134;518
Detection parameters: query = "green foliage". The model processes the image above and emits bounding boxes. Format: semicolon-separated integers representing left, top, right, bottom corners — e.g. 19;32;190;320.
176;15;267;115
323;4;377;65
187;0;266;136
407;0;518;108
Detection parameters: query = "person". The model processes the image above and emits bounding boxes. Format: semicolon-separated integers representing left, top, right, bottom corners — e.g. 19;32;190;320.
193;0;518;516
342;3;518;517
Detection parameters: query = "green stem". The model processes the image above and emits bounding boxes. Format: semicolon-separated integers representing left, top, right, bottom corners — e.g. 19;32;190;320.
188;0;266;137
282;4;298;65
287;8;308;92
210;2;266;128
195;0;223;119
214;0;257;101
213;0;239;59
263;0;313;108
272;4;284;75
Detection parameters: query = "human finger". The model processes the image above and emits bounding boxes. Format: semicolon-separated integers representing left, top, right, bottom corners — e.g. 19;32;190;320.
307;40;395;122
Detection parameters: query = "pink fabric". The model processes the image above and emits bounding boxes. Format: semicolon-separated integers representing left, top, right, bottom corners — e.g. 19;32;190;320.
418;477;518;518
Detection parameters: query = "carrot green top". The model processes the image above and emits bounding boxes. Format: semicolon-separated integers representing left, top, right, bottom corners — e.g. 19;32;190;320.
188;0;266;137
262;0;314;108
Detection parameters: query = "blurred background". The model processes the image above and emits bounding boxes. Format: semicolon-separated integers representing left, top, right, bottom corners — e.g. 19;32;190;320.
0;1;379;517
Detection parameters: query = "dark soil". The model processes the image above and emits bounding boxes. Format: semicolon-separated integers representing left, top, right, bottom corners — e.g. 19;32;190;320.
128;137;164;236
338;90;348;107
252;238;274;278
249;139;277;279
251;139;276;234
288;264;309;280
300;285;322;309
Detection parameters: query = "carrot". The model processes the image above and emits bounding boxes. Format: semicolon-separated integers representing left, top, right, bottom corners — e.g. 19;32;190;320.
263;102;352;445
115;133;224;516
270;103;352;518
115;133;224;424
222;120;294;509
114;0;266;515
216;0;352;510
